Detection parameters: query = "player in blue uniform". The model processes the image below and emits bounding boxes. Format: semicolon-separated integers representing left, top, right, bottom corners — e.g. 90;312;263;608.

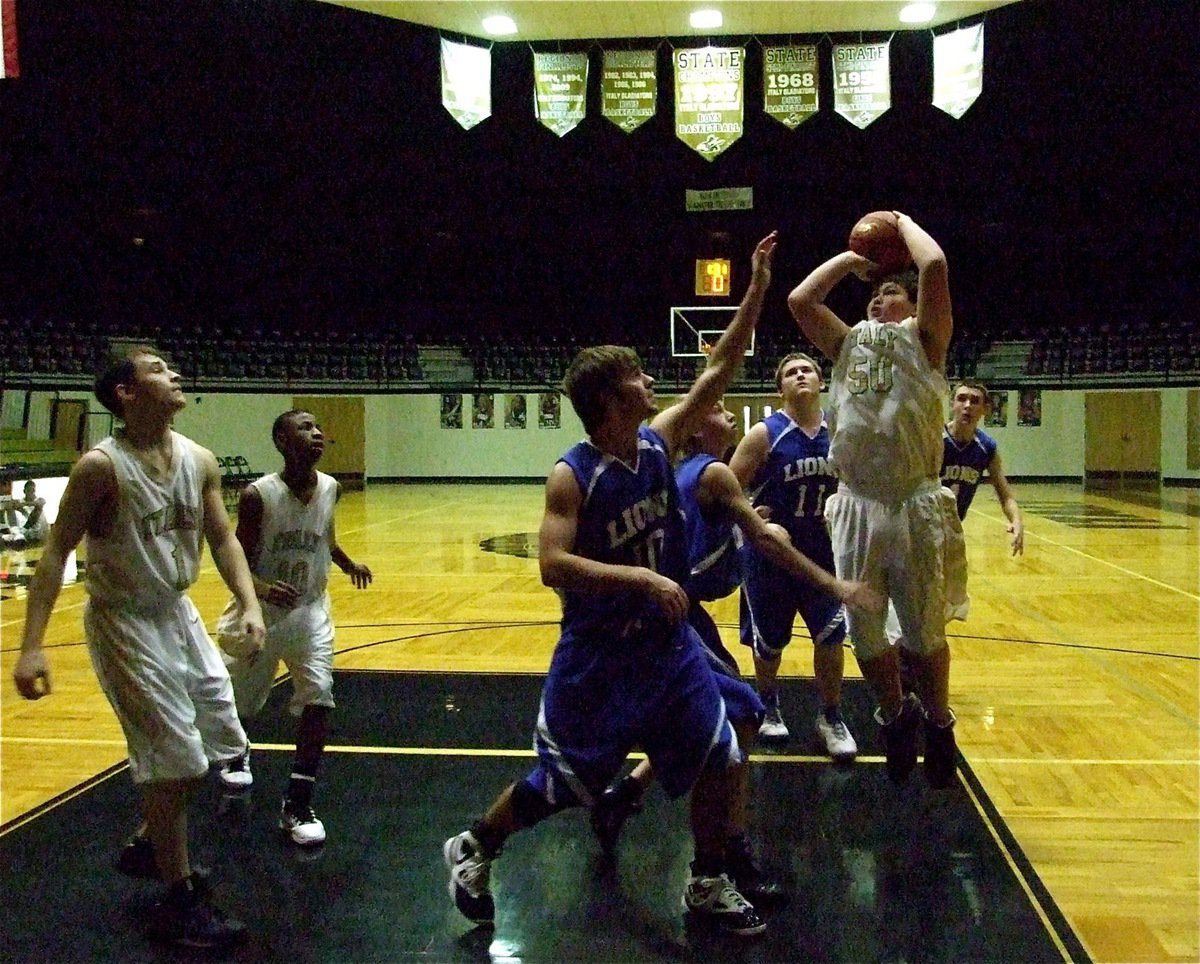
942;381;1023;548
443;232;779;938
590;399;882;895
730;352;859;761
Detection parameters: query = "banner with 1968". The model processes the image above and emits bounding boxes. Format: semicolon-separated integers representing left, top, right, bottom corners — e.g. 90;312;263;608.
763;45;818;129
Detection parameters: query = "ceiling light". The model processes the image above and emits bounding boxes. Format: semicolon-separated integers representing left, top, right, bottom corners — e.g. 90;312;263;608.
689;9;723;30
899;2;937;23
482;14;517;36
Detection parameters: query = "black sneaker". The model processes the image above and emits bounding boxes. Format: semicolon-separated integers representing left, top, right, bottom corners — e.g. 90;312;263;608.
875;693;922;784
683;873;766;937
116;831;159;881
145;880;246;949
923;709;959;789
590;781;643;856
726;837;788;906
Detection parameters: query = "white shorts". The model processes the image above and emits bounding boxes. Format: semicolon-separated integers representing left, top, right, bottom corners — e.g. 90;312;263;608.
85;596;246;784
826;482;968;661
221;600;335;719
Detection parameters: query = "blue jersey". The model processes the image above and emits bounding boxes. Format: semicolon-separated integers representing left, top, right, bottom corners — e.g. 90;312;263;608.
676;453;739;602
743;410;838;552
941;425;997;519
557;426;688;640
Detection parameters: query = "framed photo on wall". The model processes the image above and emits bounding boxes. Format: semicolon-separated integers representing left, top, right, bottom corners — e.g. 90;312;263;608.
472;393;494;429
505;394;527;429
985;391;1008;427
440;393;463;429
1018;388;1042;426
538;392;561;429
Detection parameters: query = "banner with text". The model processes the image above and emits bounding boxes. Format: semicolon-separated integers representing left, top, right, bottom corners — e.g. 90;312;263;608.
602;49;657;132
440;38;491;131
833;41;891;129
933;23;984;119
674;46;744;161
763;45;818;129
533;52;588;137
685;187;753;212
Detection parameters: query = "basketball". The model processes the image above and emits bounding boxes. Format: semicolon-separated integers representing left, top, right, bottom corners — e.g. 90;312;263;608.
848;211;910;273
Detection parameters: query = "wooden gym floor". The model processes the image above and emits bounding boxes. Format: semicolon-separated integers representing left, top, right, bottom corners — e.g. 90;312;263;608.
0;480;1197;962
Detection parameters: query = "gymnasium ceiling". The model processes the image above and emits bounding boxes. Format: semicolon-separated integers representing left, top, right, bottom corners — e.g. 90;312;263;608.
318;1;1023;41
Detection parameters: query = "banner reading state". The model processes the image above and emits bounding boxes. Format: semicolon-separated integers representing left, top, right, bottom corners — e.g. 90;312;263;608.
533;52;588;137
440;38;491;131
933;23;985;119
833;41;891;129
763;45;819;129
602;49;657;132
674;46;744;161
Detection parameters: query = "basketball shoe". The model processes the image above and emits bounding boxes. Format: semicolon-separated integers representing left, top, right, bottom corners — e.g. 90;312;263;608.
444;830;495;924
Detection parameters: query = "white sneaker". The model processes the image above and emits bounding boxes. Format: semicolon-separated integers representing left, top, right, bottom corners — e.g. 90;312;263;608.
443;830;495;923
815;708;858;762
218;749;252;791
758;701;789;741
279;801;326;846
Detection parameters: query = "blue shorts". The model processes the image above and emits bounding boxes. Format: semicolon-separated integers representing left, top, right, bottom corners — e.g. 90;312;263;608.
688;600;763;728
739;538;846;659
527;620;740;808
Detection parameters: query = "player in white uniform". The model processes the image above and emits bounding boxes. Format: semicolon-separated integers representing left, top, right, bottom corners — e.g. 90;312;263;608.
216;410;372;847
787;213;967;789
13;345;265;950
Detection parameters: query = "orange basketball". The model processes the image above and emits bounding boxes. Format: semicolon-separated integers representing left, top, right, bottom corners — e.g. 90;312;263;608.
848;211;910;273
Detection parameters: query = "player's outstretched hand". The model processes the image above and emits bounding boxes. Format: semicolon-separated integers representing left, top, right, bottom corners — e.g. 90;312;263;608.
839;579;886;615
750;231;779;287
641;571;688;626
347;562;373;589
13;650;52;700
1008;522;1025;556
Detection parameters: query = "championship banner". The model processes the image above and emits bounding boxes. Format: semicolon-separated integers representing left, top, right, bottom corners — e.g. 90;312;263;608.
674;46;744;161
833;41;891;129
763;45;818;129
1;0;20;79
533;52;588;137
933;23;984;119
601;49;657;132
440;38;491;131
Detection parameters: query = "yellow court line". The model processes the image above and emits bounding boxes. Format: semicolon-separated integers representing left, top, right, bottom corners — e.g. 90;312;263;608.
13;738;1193;772
958;769;1085;964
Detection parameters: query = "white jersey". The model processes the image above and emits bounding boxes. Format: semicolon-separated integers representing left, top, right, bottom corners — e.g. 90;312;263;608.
828;318;947;503
86;430;204;613
249;471;336;611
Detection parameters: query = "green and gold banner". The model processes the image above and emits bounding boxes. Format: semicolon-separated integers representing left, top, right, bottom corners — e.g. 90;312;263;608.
833;41;891;129
602;49;657;132
933;23;984;119
440;38;491;131
763;45;819;130
533;52;588;137
674;46;744;161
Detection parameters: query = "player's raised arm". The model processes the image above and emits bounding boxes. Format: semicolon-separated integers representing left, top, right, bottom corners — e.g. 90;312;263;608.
652;231;777;453
786;251;871;363
13;451;115;699
893;212;952;371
